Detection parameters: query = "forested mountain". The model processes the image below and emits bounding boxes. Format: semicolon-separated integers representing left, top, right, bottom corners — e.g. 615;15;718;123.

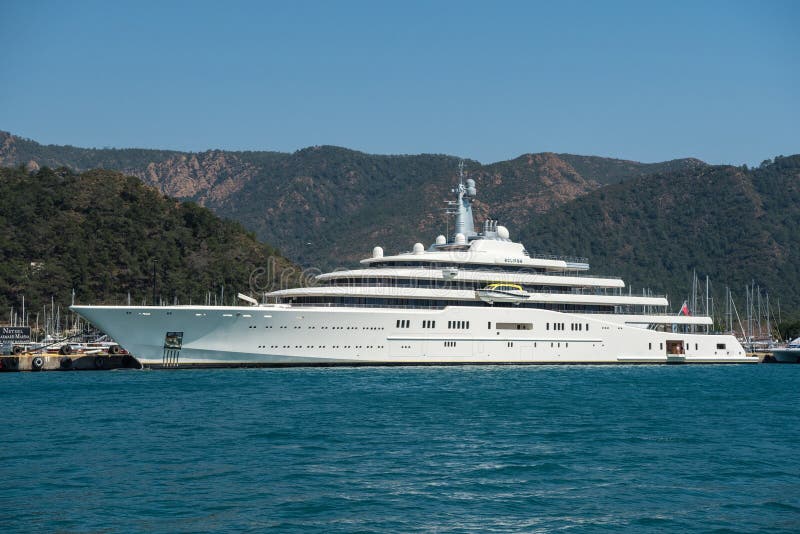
0;131;704;267
1;131;797;312
521;156;800;310
0;167;298;314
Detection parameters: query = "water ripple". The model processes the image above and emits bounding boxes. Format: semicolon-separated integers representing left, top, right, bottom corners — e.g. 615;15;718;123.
1;365;799;532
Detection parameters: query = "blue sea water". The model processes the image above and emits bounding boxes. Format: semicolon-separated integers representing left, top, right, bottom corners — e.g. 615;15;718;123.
1;365;799;533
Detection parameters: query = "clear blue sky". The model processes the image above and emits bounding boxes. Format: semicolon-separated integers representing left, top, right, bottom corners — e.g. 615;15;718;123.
1;0;797;165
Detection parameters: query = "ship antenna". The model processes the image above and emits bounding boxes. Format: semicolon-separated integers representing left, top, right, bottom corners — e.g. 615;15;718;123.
458;160;465;186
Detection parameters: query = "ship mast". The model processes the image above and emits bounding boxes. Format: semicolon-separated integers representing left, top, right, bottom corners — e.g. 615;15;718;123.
451;160;477;240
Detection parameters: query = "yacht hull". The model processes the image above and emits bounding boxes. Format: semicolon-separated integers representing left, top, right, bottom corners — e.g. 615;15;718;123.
71;304;757;367
771;349;800;363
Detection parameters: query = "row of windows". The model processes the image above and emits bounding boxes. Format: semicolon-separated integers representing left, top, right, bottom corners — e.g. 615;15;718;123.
368;261;550;272
545;322;590;332
325;278;617;296
647;342;727;351
501;341;570;348
270;325;384;330
255;319;593;332
259;345;386;350
281;296;616;313
444;341;457;347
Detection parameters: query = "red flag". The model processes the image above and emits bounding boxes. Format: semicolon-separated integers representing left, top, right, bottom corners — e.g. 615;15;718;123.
679;301;691;316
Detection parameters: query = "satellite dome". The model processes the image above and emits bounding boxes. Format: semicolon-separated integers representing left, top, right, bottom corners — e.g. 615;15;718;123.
372;246;384;258
455;233;466;245
497;226;510;239
466;178;476;196
413;242;425;254
435;235;446;245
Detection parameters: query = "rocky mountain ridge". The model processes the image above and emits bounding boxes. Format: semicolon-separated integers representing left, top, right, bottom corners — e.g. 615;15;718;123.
0;130;705;268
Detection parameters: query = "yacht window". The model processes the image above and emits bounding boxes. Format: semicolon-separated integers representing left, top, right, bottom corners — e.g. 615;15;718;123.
660;343;663;350
716;343;726;350
695;343;698;350
488;322;491;329
586;323;589;331
649;343;652;350
467;321;470;329
496;323;533;330
546;323;550;331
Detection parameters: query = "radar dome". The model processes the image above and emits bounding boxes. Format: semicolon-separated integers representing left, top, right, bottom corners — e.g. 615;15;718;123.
455;233;466;245
435;235;446;245
372;246;384;258
413;242;425;254
466;178;476;196
497;226;510;239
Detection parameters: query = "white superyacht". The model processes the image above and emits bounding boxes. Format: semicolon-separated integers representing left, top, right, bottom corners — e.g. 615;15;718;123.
72;168;755;367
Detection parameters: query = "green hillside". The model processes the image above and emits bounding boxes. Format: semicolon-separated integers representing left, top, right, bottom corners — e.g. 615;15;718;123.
521;156;800;311
0;166;298;314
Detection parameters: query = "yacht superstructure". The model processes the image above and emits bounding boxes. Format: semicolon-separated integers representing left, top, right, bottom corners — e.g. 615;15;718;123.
72;167;755;367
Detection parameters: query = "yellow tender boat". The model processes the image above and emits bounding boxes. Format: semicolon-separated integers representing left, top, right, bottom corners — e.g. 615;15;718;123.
475;283;530;305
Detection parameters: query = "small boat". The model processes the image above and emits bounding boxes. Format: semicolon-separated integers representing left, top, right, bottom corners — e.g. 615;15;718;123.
476;283;530;305
771;337;800;363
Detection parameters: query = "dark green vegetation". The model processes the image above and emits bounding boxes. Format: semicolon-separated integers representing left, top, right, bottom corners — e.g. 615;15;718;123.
777;318;800;342
2;133;182;171
0;167;298;313
524;156;800;313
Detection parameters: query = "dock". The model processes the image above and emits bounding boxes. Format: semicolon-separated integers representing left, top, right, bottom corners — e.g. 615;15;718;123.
0;352;141;371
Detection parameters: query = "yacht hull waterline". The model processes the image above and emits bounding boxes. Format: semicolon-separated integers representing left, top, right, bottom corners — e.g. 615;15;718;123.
71;165;755;367
70;304;753;367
